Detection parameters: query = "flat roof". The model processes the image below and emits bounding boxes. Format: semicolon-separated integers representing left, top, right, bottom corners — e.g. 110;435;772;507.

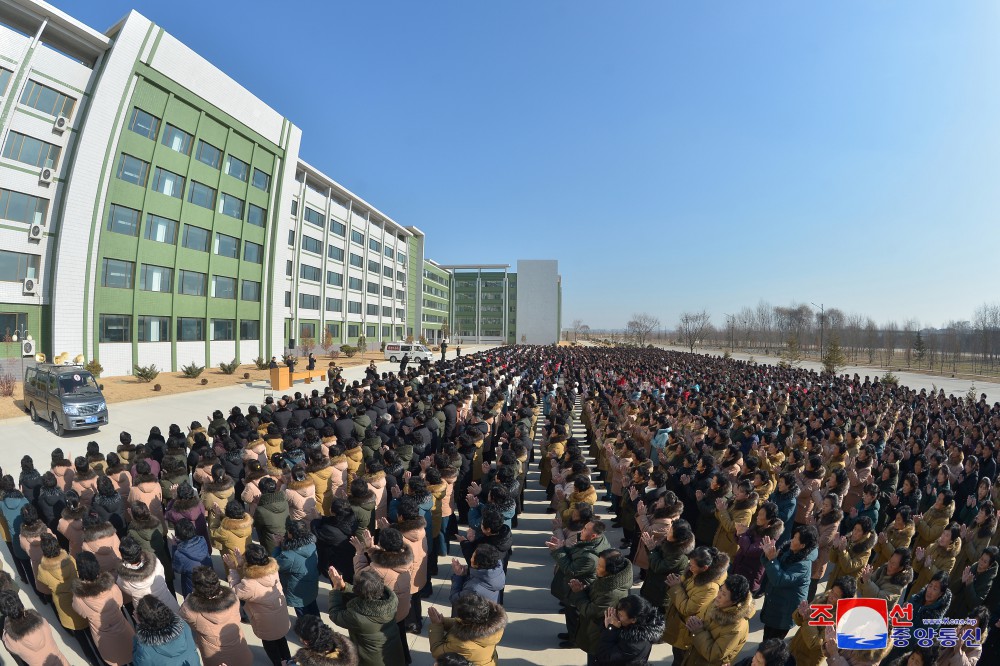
296;159;411;237
3;0;110;62
438;264;510;270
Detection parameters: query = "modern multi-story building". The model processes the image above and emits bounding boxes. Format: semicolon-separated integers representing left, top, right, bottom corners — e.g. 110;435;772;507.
0;0;561;378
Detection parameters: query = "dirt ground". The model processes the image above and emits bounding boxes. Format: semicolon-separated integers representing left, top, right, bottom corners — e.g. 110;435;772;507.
0;351;384;422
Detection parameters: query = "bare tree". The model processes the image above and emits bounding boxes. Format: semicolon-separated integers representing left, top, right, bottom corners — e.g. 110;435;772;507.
571;319;585;342
677;311;712;352
579;324;591;341
626;313;660;347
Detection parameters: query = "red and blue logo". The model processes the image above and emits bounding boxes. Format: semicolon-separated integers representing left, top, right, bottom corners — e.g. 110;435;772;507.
836;598;889;649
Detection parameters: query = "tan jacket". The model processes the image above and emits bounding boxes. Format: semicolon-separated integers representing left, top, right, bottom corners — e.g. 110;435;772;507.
36;554;87;631
686;595;755;666
72;573;135;666
662;557;728;650
229;559;290;642
179;588;253;666
127;476;165;526
429;598;506;666
398;516;429;592
353;545;414;622
285;479;319;522
2;612;70;666
80;523;122;573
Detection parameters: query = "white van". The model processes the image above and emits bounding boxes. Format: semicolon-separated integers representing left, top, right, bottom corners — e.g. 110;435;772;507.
384;342;434;363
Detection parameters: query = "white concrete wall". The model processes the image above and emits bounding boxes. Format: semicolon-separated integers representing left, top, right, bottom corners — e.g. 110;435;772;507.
136;342;171;371
209;341;237;368
175;342;205;371
515;260;559;345
98;342;132;377
239;340;259;365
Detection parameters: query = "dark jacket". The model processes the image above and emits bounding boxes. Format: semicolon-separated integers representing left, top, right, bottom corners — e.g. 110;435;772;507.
133;611;201;666
170;536;212;597
949;561;996;618
349;491;377;536
34;486;66;529
760;544;818;631
907;585;952;632
0;495;30;558
550;533;611;602
450;563;505;603
91;493;127;537
640;532;695;607
731;520;784;593
127;515;173;582
329;583;404;666
769;488;798;546
253;490;290;555
313;515;358;585
593;612;666;666
275;534;319;608
569;562;635;652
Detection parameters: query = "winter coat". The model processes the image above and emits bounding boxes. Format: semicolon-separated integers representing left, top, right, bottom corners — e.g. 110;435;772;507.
949;560;997;618
640;533;693;607
128;475;165;526
133;613;201;666
731;520;783;593
211;515;252;569
127;515;173;583
313;515;357;583
811;511;843;579
80;522;121;573
349;491;376;535
353;544;413;622
769;488;798;545
662;553;729;649
760;544;818;631
70;468;100;507
35;553;87;630
18;520;53;594
0;494;30;558
906;585;952;632
50;461;74;492
72;572;135;666
200;477;235;532
859;564;913;608
291;632;358;666
685;594;755;666
253;489;290;554
429;597;507;666
550;533;612;603
171;536;213;597
230;558;290;641
179;587;252;666
790;591;834;666
106;466;132;501
275;533;319;608
951;526;993;588
306;459;336;515
56;504;86;556
34;485;65;528
568;562;634;652
116;551;180;612
2;610;70;666
913;502;954;549
286;478;320;522
873;521;916;568
592;614;665;666
912;537;961;591
795;471;824;525
827;531;877;583
450;563;506;604
714;494;757;558
397;515;429;592
164;496;209;543
694;486;730;547
633;513;671;570
92;492;128;537
329;582;404;666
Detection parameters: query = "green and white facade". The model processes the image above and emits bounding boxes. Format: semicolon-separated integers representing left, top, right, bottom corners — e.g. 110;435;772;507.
0;0;561;378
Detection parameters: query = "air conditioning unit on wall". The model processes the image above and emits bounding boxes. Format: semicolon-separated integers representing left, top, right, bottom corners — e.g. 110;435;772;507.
39;167;53;184
28;224;42;241
53;115;69;133
21;339;34;357
22;277;37;295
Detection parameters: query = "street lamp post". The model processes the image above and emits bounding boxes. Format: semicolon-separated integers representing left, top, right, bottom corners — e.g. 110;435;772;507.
811;302;825;358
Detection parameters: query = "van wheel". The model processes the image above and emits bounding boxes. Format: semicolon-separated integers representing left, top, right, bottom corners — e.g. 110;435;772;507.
51;413;65;437
29;403;39;422
389;356;397;363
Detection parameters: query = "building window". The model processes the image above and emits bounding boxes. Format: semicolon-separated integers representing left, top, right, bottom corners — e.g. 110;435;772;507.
195;140;221;168
3;131;60;169
115;154;149;186
349;253;363;268
366;324;376;338
382;325;391;338
302;236;322;254
326;297;342;312
397;289;405;301
383;266;393;279
350;230;364;245
384;246;394;259
105;204;140;237
348;277;362;291
177;270;207;296
0;312;26;340
0;68;12;95
0;188;47;226
177;317;205;341
218;193;244;219
368;260;380;274
382;285;393;297
99;314;131;343
151;167;184;198
187;181;215;209
138;264;172;292
396;270;406;283
300;264;321;282
0;250;39;281
240;319;260;340
243;241;263;264
287;230;295;247
325;323;340;338
285;260;293;277
396;308;405;319
127;107;160;140
330;219;346;236
284;291;291;307
367;281;379;295
300;322;316;339
304;207;324;228
137;315;170;342
145;214;178;244
397;250;406;263
211;319;235;341
366;304;378;316
20;79;75;118
224;155;249;181
211;275;236;299
252;168;270;191
299;293;320;310
247;204;266;228
348;324;359;338
290;200;298;216
213;233;239;259
181;225;210;252
369;238;381;253
347;301;362;315
326;271;343;287
160;124;192;155
101;258;134;289
328;245;344;262
241;279;261;301
382;306;391;317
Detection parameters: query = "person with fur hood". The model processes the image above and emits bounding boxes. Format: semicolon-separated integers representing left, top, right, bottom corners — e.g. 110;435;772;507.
291;614;359;666
913;488;956;550
807;492;844;600
873;506;916;568
794;455;826;527
428;592;507;666
34;534;97;664
132;596;201;666
165;481;209;544
116;535;179;612
911;522;961;591
179;565;252;666
275;518;320;617
731;502;783;596
253;476;290;556
694;472;732;548
633;490;682;572
0;590;70;666
17;504;53;604
69;457;99;507
347;477;377;536
200;465;236;535
71;551;135;666
947;545;997;618
591;594;664;666
105;452;131;501
49;448;74;491
80;510;121;572
210;499;253;576
662;545;730;664
859;547;914;608
713;480;759;559
351;525;414;640
328;567;405;666
826;516;877;584
388;493;430;634
34;471;65;530
128;500;174;592
684;574;756;666
224;543;291;666
306;448;336;516
564;548;633;652
639;517;694;608
287;465;320;522
790;576;857;666
760;524;819;641
127;460;164;529
170;518;213;597
92;476;127;537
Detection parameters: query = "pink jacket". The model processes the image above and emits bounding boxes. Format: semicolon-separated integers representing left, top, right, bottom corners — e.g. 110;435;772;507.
81;523;121;573
353;545;414;622
179;588;252;666
71;573;134;666
229;559;290;641
2;611;70;666
285;479;319;522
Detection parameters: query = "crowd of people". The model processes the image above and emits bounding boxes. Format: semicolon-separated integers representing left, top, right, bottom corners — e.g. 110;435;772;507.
0;344;998;665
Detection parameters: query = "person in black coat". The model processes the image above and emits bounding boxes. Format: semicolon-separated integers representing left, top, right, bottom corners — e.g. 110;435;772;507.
18;457;42;503
592;594;664;666
33;472;64;531
732;638;791;666
311;499;358;586
91;476;127;537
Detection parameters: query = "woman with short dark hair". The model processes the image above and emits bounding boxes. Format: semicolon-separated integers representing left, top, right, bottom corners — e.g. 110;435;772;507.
132;595;200;665
179;565;251;666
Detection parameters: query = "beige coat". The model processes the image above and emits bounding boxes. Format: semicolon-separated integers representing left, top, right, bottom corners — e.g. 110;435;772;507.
2;612;71;666
18;521;53;595
229;559;291;641
353;545;414;622
80;523;121;573
285;478;319;522
71;573;135;666
179;588;253;666
398;516;429;592
71;469;100;507
812;513;843;580
128;476;165;526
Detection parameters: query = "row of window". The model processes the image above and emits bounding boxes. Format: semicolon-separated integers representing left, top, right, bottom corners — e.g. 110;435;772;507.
106;205;266;250
3;130;60;169
127;108;271;191
423;284;448;298
298;203;407;263
99;314;259;343
0;188;48;225
289;233;407;283
423;299;447;311
422;269;449;286
297;322;402;342
100;258;261;300
290;262;405;299
0;249;39;282
286;290;405;319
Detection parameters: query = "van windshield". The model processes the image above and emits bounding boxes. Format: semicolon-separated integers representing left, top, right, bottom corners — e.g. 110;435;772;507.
58;373;100;396
415;345;430;353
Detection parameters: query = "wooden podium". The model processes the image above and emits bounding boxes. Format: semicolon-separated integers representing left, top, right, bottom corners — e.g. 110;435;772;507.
269;367;291;391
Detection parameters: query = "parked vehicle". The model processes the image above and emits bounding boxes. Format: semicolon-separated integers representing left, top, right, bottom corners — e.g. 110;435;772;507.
383;342;434;363
24;364;108;436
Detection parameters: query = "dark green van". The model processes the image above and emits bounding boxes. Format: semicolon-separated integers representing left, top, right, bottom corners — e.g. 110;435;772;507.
23;364;108;436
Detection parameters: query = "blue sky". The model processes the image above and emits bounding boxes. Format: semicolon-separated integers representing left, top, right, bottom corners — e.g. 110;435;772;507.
68;1;1000;330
